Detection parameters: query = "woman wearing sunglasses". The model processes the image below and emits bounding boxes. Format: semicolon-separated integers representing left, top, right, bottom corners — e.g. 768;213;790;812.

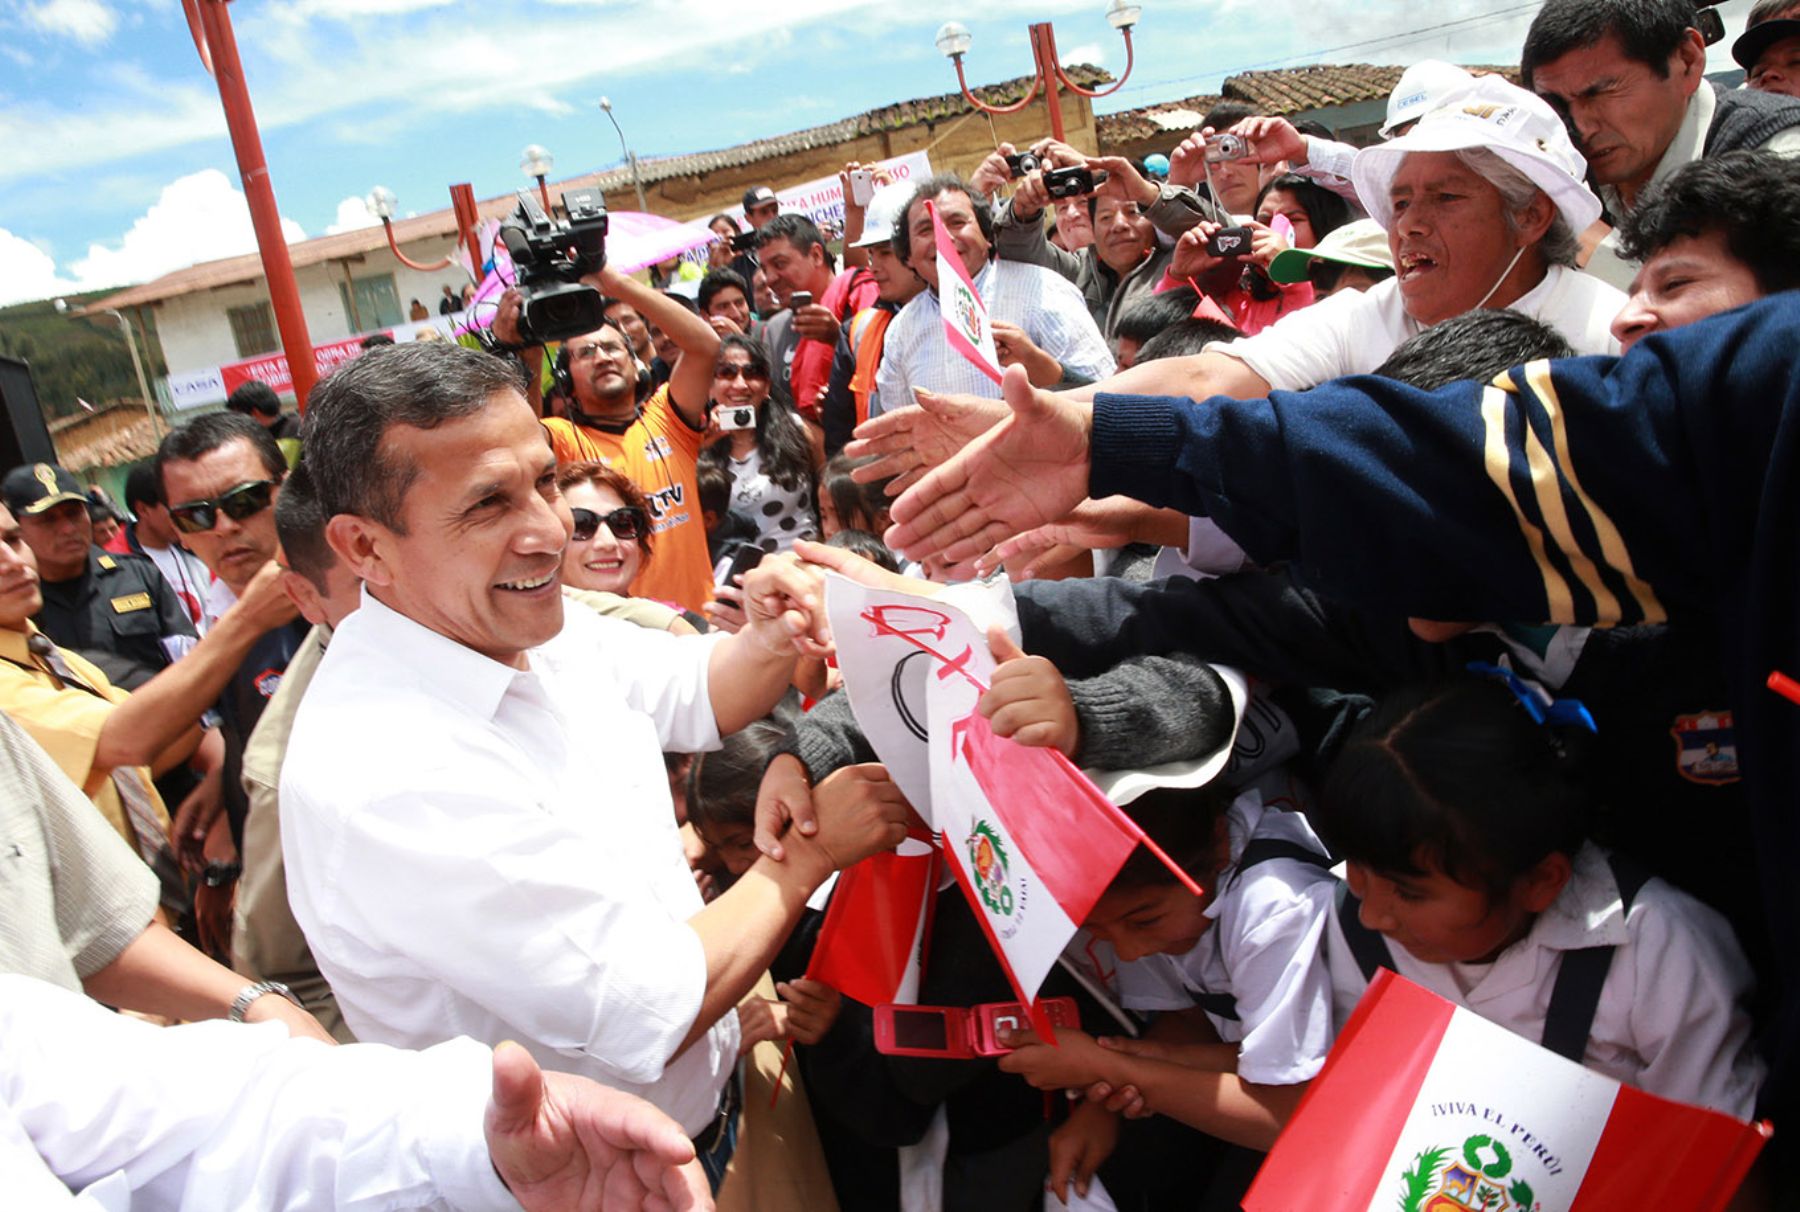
699;335;820;557
554;462;701;635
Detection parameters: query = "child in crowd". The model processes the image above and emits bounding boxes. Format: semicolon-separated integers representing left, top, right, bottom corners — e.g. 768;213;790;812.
1316;678;1764;1119
818;451;894;540
697;460;758;566
995;768;1338;1202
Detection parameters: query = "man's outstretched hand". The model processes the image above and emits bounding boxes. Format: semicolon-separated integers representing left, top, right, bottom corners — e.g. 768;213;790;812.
486;1041;711;1211
885;364;1094;569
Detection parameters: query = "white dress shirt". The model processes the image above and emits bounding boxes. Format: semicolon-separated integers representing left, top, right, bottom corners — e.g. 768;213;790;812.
872;257;1116;416
282;588;735;1136
0;974;515;1210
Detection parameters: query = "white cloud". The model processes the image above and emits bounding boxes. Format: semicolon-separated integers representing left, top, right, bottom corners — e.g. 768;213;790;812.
24;0;118;46
65;169;307;291
325;194;380;235
1061;42;1106;69
0;227;79;307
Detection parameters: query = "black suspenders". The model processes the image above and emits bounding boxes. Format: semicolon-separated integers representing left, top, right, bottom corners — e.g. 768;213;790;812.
1191;838;1334;1022
1337;853;1652;1062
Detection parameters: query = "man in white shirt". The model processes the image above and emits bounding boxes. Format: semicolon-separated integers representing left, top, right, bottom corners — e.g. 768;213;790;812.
282;342;908;1173
872;173;1115;416
1;974;710;1210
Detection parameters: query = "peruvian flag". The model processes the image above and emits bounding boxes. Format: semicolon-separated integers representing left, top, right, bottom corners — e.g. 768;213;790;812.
1247;971;1771;1211
805;829;939;1007
930;200;1003;384
825;573;1199;1034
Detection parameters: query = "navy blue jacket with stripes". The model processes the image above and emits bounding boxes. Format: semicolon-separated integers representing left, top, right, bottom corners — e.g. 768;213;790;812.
1086;291;1800;1116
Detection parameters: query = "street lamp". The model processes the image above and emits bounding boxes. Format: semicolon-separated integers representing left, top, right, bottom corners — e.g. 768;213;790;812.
520;144;555;210
365;185;456;272
55;298;161;438
935;1;1141;144
598;97;651;213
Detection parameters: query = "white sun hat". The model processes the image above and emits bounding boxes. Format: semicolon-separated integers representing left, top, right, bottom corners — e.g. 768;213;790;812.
1352;73;1603;238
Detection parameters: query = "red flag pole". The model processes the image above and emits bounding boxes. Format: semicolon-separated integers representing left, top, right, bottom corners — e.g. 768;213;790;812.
192;0;318;411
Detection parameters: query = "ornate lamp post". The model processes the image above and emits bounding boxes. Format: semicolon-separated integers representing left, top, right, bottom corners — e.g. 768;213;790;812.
934;0;1142;143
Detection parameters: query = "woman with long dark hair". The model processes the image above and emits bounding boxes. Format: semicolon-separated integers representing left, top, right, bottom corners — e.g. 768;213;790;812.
699;334;819;554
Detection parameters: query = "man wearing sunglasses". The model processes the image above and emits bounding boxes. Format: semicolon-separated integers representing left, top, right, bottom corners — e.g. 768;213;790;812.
155;413;309;880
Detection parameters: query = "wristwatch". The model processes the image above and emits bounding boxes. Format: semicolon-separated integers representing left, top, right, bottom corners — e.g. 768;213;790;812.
228;980;302;1023
202;860;242;888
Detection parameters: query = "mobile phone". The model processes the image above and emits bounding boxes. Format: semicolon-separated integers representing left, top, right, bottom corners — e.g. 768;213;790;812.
849;168;876;206
1043;165;1108;199
721;542;765;587
1207;225;1253;258
789;290;814;311
729;230;759;252
1696;6;1724;45
873;998;1080;1059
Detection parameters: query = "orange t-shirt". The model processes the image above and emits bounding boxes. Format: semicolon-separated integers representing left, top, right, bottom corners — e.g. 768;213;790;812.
542;385;713;612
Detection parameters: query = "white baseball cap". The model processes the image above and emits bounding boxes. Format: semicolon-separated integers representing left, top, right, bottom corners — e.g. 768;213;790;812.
1381;60;1476;139
1353;74;1603;237
850;181;914;250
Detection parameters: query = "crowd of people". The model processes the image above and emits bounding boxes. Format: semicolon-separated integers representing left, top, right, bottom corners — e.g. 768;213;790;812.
10;0;1800;1208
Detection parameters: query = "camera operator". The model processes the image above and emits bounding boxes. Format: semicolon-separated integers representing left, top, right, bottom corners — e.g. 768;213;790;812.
500;263;722;613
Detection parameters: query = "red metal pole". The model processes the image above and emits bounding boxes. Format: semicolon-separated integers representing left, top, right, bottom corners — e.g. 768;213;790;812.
450;184;481;282
194;0;318;409
1031;23;1067;144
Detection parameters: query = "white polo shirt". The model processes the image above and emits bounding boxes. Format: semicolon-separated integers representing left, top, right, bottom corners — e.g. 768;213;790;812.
1209;264;1626;393
1117;791;1340;1086
1324;843;1765;1118
281;589;734;1135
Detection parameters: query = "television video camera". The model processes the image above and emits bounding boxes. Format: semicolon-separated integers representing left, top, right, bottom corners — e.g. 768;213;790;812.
498;187;609;346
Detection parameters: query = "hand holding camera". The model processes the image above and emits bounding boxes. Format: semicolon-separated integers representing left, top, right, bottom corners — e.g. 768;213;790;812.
497;188;609;346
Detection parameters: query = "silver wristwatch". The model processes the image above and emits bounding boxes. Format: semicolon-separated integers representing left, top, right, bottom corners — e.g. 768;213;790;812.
228;980;301;1022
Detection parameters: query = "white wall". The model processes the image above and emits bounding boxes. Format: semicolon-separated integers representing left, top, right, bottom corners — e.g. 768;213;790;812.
150;232;473;383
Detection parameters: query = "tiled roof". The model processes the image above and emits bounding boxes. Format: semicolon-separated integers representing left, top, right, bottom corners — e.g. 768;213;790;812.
49;403;161;473
91;66;1112;313
1097;62;1518;147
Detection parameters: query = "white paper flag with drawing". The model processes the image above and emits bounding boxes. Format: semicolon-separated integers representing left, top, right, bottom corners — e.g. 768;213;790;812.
825;572;1199;1031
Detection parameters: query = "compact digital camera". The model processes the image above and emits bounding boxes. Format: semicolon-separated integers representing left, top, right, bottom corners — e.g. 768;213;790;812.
1043;165;1109;198
1207;225;1253;257
715;404;757;432
1004;151;1043;179
1204;133;1251;163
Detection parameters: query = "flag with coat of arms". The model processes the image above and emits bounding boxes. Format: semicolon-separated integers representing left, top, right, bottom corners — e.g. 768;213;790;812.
929;200;1004;384
1245;971;1770;1212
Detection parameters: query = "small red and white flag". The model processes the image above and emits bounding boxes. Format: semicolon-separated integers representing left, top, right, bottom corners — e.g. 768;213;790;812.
805;829;938;1007
1246;971;1771;1212
930;200;1003;384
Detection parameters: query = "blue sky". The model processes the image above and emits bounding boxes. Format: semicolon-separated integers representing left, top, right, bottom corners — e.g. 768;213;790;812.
0;0;1760;305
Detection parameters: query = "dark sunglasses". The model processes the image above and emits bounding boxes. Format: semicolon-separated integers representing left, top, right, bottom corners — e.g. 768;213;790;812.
714;363;769;382
571;505;648;543
169;480;278;535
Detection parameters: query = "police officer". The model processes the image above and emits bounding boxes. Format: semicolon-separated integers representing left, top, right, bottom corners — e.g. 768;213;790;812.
2;463;196;692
